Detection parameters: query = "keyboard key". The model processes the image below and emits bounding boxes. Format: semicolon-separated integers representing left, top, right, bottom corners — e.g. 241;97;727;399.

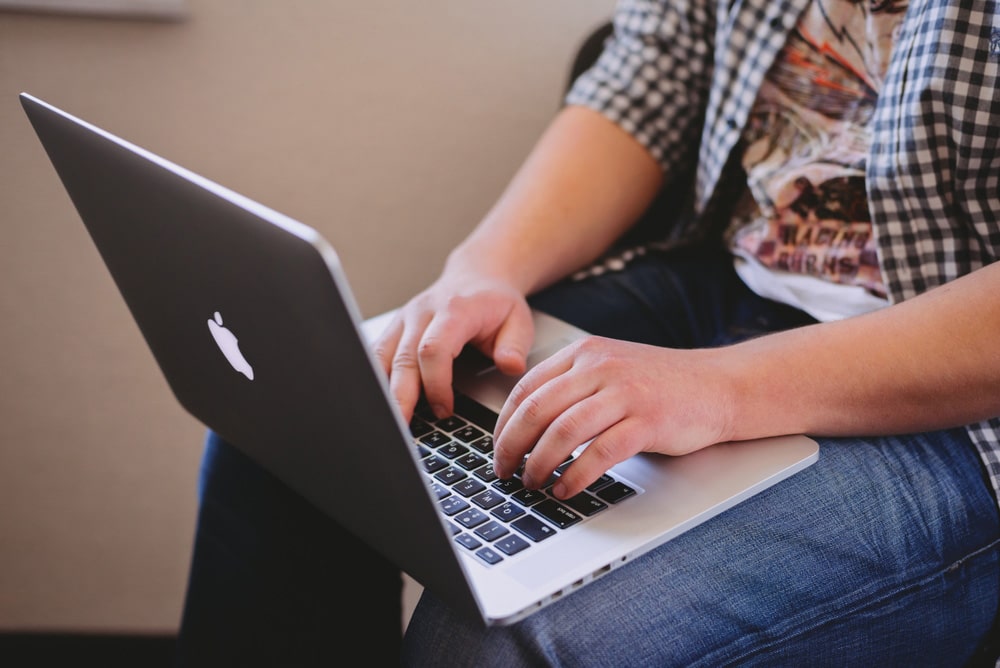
455;533;481;550
455;507;490;529
561;492;608;517
453;478;487;497
453;425;485;443
440;496;469;516
491;502;526;523
475;546;504;564
409;416;434;438
596;480;637;503
455;452;487;471
531;499;582;529
511;515;557;542
469;435;494;454
434;466;467;485
420;431;451;448
474;464;499;482
586;473;615;492
493;478;523;494
422;454;448;474
435;415;467;432
438;442;470;459
493;534;531;556
428;481;451;500
474;520;509;542
512;488;546;506
471;488;505;510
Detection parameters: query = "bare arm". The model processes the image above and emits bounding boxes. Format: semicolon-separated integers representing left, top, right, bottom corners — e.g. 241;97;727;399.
373;105;663;421
726;261;1000;441
444;104;663;295
494;261;1000;498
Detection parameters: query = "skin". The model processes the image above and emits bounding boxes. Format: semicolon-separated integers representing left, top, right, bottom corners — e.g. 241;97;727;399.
372;104;1000;501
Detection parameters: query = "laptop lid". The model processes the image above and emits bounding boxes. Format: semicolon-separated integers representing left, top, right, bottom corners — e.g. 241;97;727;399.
21;92;819;627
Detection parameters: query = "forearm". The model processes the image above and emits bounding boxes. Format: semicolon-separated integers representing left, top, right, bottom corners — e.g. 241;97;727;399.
724;263;1000;441
445;105;663;296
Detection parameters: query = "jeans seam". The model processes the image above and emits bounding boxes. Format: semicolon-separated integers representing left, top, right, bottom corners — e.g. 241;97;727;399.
709;536;1000;667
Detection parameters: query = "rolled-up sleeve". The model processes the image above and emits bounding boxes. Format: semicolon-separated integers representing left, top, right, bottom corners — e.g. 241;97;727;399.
565;0;716;179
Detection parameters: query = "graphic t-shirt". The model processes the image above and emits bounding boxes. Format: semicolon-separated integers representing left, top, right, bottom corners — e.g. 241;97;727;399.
727;0;908;321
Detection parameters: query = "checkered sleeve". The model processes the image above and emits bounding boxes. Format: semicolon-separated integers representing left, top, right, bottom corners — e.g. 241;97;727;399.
565;0;716;179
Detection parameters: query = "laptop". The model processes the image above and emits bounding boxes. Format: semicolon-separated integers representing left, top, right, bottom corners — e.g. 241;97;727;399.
20;92;819;627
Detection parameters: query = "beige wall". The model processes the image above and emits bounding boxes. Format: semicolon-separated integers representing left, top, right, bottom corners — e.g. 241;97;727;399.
0;0;613;634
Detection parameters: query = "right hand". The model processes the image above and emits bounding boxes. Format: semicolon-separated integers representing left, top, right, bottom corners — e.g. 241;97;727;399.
372;269;535;423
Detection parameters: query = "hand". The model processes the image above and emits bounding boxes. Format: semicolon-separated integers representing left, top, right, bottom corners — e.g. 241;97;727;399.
492;336;735;499
372;271;535;423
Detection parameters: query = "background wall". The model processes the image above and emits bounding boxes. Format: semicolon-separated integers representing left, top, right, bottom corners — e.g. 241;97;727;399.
0;0;613;634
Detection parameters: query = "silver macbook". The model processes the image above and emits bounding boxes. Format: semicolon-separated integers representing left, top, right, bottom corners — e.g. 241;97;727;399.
20;92;819;627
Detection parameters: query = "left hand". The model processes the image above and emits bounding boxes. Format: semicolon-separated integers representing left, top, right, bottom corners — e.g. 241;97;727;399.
492;335;736;499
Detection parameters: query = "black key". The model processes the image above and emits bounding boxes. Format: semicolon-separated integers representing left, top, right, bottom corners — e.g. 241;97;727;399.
474;520;509;542
511;515;557;542
440;496;469;516
512;488;546;506
428;481;450;500
493;534;531;556
422;454;448;474
475;546;504;564
470;488;505;510
435;415;467;432
453;478;487;497
455;533;481;550
586;473;615;492
409;416;434;438
493;478;523;494
469;435;494;454
474;464;499;482
455;452;487;471
420;431;451;448
531;499;582;529
438;442;470;459
561;492;608;517
453;425;485;443
455;508;490;529
491;502;526;523
596;480;637;503
434;466;467;485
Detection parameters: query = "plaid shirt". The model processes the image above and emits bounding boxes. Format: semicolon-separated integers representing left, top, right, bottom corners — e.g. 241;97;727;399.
566;0;1000;506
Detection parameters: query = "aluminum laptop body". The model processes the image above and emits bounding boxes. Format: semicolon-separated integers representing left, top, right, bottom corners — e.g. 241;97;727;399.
21;92;819;626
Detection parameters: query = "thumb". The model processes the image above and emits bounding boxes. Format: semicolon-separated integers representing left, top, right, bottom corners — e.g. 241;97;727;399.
490;303;534;376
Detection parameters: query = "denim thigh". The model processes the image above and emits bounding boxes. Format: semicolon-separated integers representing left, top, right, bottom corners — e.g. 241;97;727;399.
527;247;817;348
402;428;1000;666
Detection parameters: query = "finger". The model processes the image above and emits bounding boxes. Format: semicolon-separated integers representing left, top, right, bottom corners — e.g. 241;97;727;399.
551;417;644;499
494;348;574;438
371;314;404;378
388;311;434;423
417;305;485;417
492;357;581;478
488;301;534;377
520;391;625;491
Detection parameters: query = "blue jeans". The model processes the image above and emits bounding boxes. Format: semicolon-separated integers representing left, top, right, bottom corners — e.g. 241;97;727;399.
176;248;1000;666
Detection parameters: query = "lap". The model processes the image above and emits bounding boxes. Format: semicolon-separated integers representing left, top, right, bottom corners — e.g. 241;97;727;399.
402;428;1000;666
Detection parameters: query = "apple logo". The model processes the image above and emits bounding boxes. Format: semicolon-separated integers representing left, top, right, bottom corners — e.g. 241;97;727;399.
207;311;255;380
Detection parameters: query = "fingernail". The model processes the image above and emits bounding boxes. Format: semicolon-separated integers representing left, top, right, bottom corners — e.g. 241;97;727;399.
432;404;449;419
552;482;567;499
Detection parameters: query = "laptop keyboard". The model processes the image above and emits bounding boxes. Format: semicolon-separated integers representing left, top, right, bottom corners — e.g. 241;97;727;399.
410;394;639;566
